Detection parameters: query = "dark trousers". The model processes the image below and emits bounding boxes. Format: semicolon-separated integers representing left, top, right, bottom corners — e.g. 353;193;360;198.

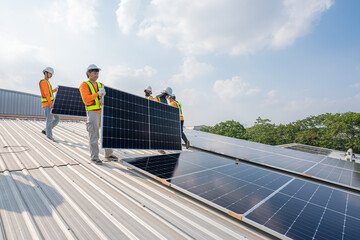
181;120;188;143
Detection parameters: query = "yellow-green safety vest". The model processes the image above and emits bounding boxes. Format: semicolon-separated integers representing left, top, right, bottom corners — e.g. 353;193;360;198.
174;101;183;118
85;81;103;111
40;79;54;102
146;96;152;99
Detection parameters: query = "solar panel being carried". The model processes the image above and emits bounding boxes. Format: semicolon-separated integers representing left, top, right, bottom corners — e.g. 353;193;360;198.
101;86;181;150
123;151;360;240
184;129;360;191
51;85;86;116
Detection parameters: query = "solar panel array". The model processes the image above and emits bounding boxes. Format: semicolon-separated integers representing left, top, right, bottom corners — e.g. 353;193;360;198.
184;129;360;191
283;143;332;156
123;151;360;240
101;87;181;150
51;85;86;116
243;178;360;240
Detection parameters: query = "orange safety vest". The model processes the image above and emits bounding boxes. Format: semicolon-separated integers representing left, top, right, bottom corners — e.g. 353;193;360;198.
39;79;54;102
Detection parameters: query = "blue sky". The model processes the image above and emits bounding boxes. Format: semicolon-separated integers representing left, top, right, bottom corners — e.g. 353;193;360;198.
0;0;359;127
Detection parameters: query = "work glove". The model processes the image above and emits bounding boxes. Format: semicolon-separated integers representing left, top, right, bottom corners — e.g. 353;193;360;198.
98;87;106;96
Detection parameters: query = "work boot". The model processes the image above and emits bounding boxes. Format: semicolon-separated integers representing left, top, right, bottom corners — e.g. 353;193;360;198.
47;136;55;141
186;140;190;149
91;158;103;165
158;150;166;154
105;155;118;161
41;130;46;135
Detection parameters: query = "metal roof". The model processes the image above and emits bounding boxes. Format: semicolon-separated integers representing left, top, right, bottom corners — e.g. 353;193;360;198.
0;118;267;240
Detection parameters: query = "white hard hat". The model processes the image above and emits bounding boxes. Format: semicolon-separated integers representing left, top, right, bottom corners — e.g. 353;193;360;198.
145;86;152;93
87;64;101;72
162;87;173;96
43;67;54;75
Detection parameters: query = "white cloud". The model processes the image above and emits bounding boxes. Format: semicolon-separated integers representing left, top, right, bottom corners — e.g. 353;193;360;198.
116;0;143;34
261;90;280;106
170;57;213;83
104;64;157;93
284;98;312;111
50;0;97;33
0;33;46;63
116;0;333;55
213;76;259;100
246;88;261;96
267;90;276;98
350;83;360;88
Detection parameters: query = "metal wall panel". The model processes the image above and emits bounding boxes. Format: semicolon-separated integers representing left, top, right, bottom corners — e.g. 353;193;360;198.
0;88;43;117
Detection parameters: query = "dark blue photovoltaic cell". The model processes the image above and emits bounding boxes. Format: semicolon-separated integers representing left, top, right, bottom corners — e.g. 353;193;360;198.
102;87;181;150
51;86;86;116
185;129;360;191
123;151;233;179
169;162;292;214
244;178;360;240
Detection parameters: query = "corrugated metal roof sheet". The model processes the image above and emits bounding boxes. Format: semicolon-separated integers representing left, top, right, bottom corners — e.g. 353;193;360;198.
0;88;43;117
0;118;267;240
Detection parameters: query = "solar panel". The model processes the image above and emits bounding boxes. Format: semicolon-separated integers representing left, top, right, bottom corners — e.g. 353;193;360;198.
123;149;360;239
185;129;360;191
123;151;234;179
123;151;293;214
243;178;360;240
101;87;182;150
283;143;332;156
169;162;292;214
51;85;86;116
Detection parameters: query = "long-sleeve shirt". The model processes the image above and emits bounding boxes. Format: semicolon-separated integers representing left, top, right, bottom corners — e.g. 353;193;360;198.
39;79;56;108
79;81;103;113
170;101;184;121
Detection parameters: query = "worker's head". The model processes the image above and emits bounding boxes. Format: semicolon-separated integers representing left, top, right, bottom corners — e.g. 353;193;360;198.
86;64;101;80
43;67;54;80
144;86;152;96
162;87;173;100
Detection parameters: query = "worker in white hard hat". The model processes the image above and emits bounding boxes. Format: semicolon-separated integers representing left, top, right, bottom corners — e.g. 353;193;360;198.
144;86;154;100
79;64;118;165
39;67;59;141
167;94;190;149
155;87;172;104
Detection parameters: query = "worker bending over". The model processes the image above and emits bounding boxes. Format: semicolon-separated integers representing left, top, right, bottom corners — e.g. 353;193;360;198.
144;86;154;100
39;67;59;141
79;64;118;165
168;94;190;149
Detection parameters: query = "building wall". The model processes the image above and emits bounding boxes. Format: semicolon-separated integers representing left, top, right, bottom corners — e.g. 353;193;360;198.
0;88;43;117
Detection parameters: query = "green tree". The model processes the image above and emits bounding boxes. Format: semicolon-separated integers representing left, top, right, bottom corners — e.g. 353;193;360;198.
245;117;277;145
201;120;246;139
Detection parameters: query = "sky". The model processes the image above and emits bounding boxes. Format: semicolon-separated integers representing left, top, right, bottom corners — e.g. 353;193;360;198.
0;0;359;127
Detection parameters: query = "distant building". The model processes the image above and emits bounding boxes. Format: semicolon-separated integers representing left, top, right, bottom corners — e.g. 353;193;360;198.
186;125;207;131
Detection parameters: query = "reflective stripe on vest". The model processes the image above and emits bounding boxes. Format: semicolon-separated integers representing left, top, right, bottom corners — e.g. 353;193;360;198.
40;79;54;102
175;101;183;118
85;81;102;111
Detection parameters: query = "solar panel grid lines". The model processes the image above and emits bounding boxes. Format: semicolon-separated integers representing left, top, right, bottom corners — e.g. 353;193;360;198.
101;86;182;150
243;178;360;240
51;86;86;116
123;150;360;239
185;129;360;191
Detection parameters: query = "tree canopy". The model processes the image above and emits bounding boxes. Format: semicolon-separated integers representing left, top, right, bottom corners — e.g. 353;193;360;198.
200;112;360;153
